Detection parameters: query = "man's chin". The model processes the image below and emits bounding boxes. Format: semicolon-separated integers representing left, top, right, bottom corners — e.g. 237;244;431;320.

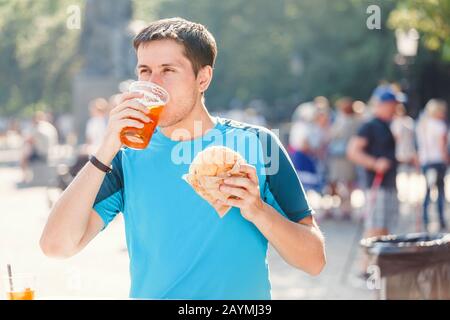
158;104;195;128
158;116;183;128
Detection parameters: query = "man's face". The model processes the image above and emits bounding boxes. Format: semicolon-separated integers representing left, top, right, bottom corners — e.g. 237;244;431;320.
386;101;398;118
379;101;398;119
136;39;200;127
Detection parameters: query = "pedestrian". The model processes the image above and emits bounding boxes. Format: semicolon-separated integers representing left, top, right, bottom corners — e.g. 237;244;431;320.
391;103;419;208
347;87;400;278
416;99;449;232
391;103;418;168
85;98;109;153
328;97;360;219
289;102;322;192
20;111;58;183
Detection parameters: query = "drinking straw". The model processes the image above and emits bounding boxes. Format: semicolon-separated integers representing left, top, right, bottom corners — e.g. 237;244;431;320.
7;264;14;292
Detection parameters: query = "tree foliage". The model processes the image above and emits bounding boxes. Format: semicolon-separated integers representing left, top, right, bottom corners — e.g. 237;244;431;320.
0;0;83;117
139;0;401;119
389;0;450;61
0;0;449;121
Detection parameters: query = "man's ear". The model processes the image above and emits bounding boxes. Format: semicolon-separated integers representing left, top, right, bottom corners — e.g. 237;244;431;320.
197;65;213;94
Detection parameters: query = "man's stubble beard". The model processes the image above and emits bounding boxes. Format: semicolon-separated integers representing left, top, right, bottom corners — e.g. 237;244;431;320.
158;93;199;128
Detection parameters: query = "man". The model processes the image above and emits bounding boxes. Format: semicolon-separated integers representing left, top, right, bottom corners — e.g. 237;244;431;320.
328;97;360;219
347;87;399;276
40;18;326;299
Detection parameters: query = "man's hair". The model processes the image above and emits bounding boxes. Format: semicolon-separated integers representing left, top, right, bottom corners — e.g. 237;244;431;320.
133;17;217;76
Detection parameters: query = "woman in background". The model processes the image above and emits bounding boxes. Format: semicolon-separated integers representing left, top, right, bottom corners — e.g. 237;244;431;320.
416;99;449;232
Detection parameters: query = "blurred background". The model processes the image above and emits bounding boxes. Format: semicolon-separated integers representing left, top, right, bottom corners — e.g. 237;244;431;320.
1;0;450;300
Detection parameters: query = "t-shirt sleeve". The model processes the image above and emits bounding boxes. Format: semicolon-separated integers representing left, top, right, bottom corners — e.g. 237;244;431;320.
357;122;372;141
257;127;314;222
92;151;124;230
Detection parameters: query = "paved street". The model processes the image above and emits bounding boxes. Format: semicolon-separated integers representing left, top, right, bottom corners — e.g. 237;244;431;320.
0;159;444;300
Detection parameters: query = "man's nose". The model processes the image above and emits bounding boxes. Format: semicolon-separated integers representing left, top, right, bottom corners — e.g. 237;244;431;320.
148;73;163;86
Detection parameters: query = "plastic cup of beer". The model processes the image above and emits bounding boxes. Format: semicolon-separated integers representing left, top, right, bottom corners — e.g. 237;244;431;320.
2;273;36;300
120;81;170;150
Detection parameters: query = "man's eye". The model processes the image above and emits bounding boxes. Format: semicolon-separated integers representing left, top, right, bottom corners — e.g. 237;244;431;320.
140;69;149;74
163;68;174;73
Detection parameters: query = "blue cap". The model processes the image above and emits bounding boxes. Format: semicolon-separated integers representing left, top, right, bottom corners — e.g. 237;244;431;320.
374;87;402;103
372;85;391;98
379;91;398;103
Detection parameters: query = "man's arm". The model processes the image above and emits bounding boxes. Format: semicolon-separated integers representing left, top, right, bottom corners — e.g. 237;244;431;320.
255;208;326;276
40;91;150;258
219;165;326;276
346;136;375;170
346;136;391;173
250;199;326;276
39;146;116;258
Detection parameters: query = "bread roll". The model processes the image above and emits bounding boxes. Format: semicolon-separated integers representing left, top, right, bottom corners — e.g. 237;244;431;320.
182;146;247;217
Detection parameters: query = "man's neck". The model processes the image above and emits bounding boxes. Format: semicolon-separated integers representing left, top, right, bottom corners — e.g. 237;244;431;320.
160;102;216;141
374;112;392;123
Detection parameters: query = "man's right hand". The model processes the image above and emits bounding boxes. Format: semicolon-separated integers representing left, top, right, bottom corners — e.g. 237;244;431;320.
96;92;153;163
41;92;155;259
373;157;391;174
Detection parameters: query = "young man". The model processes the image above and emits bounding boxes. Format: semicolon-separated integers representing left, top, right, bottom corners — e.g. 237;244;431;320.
40;18;326;299
347;88;399;276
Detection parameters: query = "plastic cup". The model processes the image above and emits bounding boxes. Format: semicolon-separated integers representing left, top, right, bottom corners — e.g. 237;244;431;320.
2;273;36;300
120;81;170;150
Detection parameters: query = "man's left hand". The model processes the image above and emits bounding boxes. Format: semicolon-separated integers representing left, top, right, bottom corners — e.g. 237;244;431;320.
218;164;265;222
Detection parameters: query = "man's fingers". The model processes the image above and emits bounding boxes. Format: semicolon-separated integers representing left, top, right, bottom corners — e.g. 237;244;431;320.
118;119;145;130
117;91;144;105
219;185;248;199
116;108;152;124
223;177;258;194
218;197;243;208
238;164;259;184
111;98;148;116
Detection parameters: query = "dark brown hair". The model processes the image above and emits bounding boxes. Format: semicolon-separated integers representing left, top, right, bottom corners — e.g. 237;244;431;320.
133;17;217;76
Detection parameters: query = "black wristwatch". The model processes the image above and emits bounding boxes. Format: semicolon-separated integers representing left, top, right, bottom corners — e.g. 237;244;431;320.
89;155;112;173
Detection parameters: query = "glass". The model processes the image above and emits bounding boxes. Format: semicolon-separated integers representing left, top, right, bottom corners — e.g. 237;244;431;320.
120;81;169;150
2;273;36;300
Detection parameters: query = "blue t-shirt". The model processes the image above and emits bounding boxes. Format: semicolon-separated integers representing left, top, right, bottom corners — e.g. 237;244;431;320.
93;117;313;300
357;117;397;188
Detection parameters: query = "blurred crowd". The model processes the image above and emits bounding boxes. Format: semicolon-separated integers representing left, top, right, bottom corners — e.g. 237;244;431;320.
287;82;449;237
0;92;124;185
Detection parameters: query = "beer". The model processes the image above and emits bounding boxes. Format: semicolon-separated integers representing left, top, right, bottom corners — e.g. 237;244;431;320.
7;288;35;300
120;104;164;149
120;81;169;150
2;273;36;300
